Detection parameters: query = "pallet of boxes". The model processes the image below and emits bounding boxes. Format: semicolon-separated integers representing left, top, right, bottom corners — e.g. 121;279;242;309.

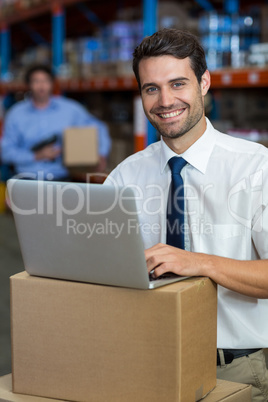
0;269;252;401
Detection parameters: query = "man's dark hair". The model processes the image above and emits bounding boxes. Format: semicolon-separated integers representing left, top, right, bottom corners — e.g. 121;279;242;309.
25;64;54;84
133;29;207;90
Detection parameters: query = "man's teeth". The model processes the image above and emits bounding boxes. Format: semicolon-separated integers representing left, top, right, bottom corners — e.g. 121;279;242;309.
159;109;184;119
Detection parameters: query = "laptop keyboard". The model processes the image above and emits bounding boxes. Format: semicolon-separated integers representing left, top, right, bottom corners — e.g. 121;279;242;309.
149;272;179;282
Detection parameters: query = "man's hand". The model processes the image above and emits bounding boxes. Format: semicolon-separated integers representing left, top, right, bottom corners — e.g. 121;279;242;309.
145;243;208;278
34;145;61;161
145;243;268;299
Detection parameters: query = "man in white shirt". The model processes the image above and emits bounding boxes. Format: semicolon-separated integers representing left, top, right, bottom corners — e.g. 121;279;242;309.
105;29;268;401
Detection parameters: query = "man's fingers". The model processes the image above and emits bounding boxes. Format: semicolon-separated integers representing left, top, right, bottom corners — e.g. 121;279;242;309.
151;262;177;278
145;245;171;272
146;253;174;273
145;244;189;276
47;147;61;160
146;255;161;273
145;243;183;263
52;146;61;155
145;243;171;260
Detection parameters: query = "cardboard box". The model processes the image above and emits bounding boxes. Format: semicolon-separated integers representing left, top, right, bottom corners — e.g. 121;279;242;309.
63;127;98;167
10;272;217;402
203;380;251;402
0;374;61;401
0;375;251;402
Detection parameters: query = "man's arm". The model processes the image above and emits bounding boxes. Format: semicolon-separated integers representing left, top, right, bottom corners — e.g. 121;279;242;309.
34;145;61;161
145;244;268;299
1;112;36;165
2;121;60;164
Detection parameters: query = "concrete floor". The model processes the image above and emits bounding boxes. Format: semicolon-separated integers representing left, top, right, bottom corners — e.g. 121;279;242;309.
0;212;24;376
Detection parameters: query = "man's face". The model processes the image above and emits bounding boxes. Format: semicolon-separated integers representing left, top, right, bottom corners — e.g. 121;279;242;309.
29;71;53;102
139;55;210;140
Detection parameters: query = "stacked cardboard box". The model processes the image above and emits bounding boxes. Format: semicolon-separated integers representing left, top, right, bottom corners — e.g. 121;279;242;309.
10;272;217;402
0;375;252;402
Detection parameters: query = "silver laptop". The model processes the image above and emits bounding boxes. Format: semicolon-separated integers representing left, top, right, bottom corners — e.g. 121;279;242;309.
7;179;188;289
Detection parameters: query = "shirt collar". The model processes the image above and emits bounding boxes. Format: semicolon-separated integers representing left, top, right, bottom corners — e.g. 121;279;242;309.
160;117;216;175
27;96;59;111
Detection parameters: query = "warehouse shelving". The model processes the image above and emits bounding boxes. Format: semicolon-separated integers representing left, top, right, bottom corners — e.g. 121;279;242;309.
1;66;268;96
210;67;268;88
0;0;268;152
0;76;139;94
0;0;158;149
0;0;87;26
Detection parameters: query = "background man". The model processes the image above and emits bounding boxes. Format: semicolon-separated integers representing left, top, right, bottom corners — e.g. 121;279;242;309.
1;64;111;180
105;29;268;401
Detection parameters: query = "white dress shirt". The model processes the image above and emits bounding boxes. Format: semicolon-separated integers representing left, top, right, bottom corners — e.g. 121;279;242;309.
105;118;268;348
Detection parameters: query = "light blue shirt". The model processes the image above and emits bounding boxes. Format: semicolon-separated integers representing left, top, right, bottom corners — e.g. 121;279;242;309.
1;96;111;180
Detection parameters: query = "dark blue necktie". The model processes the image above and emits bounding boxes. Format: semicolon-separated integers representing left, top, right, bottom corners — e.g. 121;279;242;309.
166;157;188;249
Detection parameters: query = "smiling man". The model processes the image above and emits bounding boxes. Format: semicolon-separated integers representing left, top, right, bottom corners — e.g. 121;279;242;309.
105;29;268;400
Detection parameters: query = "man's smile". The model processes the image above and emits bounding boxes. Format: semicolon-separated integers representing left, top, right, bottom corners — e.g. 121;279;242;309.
156;108;186;121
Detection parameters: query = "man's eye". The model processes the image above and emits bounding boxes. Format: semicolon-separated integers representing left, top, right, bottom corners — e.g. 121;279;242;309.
173;82;183;88
147;87;158;93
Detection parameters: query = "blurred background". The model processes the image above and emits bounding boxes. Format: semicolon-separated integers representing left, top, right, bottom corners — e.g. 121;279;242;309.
0;0;268;376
